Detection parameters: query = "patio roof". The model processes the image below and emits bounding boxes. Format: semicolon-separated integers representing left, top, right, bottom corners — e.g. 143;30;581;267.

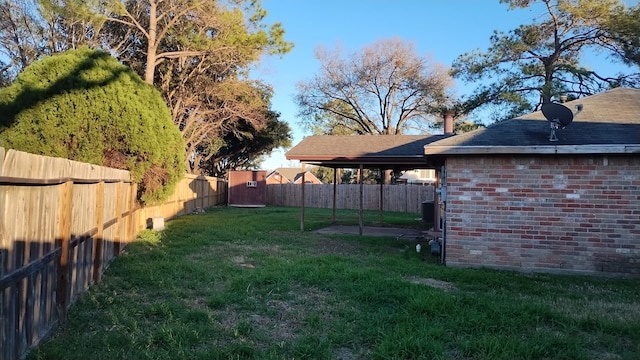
285;134;451;169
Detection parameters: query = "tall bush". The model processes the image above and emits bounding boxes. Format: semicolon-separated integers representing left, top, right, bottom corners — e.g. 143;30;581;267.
0;48;185;204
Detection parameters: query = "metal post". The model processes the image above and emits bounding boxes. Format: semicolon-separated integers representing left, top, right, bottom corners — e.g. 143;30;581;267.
358;164;363;236
300;163;305;232
379;168;384;225
332;168;337;223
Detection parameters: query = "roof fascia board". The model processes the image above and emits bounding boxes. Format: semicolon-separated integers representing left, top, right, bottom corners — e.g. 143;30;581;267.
424;145;640;155
287;155;425;161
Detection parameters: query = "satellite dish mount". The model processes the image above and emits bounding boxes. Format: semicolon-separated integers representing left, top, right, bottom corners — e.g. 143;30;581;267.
541;102;583;142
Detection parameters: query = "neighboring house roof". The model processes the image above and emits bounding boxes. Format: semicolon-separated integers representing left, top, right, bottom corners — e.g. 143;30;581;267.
286;134;451;168
425;88;640;156
267;167;322;183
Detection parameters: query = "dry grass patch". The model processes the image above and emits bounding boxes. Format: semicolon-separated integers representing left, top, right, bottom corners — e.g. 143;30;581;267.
213;286;339;350
538;296;640;324
405;276;458;291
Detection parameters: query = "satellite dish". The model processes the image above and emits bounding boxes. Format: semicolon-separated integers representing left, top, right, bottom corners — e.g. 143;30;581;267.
542;102;574;127
541;102;583;141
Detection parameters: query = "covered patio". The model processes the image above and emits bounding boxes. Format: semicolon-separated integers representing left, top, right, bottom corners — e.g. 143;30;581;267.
285;134;450;237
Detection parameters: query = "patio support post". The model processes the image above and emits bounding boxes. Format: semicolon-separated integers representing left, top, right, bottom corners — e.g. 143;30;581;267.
359;163;364;235
332;168;337;223
300;163;305;231
379;168;384;225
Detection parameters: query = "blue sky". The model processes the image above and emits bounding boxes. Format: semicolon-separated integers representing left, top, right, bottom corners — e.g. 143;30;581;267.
254;0;638;170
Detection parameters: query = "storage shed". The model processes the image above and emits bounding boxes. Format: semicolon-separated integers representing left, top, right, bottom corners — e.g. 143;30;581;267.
228;170;267;207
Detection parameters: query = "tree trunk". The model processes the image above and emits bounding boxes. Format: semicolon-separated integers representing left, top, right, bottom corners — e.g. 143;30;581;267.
383;169;392;184
144;0;158;84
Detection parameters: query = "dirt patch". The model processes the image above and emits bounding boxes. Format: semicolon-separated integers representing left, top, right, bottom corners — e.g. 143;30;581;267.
247;299;300;342
332;346;372;360
314;225;424;239
230;255;256;268
214;287;338;349
405;276;457;291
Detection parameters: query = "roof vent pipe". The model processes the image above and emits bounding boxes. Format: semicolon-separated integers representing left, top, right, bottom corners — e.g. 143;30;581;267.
443;110;454;135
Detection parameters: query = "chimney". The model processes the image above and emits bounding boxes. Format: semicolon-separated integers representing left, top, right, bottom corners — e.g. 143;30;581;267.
443;110;454;135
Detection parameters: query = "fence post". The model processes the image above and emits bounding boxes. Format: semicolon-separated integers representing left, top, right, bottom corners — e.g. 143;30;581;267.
124;183;132;243
127;183;138;242
93;182;104;284
113;182;123;255
55;180;73;323
405;184;408;213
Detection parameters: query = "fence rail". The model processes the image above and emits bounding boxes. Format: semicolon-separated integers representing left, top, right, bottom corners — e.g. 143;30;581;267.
0;148;227;360
266;183;434;213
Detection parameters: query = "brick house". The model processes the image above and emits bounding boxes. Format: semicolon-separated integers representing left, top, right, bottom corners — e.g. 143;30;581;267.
265;167;323;184
424;88;640;275
286;88;639;276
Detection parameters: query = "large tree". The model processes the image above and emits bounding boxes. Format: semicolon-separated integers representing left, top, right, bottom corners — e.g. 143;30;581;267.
606;3;640;68
69;0;293;175
0;0;46;80
451;0;640;122
0;48;185;204
0;0;105;79
295;37;453;136
70;0;293;84
0;0;294;176
199;110;292;177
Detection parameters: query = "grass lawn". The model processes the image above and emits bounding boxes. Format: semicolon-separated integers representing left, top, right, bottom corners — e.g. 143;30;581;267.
29;207;639;360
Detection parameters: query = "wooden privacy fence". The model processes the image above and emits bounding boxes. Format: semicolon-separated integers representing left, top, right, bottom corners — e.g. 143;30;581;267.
266;183;435;213
140;173;227;224
0;148;227;360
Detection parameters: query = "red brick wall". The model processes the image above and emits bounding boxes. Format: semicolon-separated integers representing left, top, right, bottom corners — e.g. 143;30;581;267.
445;155;640;276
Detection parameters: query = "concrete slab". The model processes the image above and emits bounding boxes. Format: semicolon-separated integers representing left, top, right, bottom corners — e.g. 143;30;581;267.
314;225;424;239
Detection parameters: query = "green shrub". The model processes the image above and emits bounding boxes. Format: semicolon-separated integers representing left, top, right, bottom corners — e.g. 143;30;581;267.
0;48;185;204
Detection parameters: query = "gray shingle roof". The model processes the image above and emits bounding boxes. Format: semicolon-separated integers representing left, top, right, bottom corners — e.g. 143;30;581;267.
286;134;450;168
426;88;640;151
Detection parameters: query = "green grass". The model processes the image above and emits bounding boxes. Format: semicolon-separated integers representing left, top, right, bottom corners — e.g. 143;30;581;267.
29;207;640;360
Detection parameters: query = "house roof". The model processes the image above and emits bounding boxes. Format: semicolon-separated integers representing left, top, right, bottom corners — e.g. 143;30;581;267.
267;167;320;183
425;88;640;156
285;134;450;169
